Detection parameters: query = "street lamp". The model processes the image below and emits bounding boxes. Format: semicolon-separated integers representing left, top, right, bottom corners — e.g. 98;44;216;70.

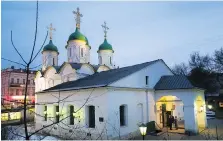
139;123;147;140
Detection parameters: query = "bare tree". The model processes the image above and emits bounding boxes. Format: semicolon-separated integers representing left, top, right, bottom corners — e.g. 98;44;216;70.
172;63;189;75
214;47;223;72
1;0;48;139
189;52;214;72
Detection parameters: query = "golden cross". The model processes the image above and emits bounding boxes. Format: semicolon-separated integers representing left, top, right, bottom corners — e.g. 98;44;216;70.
73;7;83;29
102;21;109;39
47;23;56;40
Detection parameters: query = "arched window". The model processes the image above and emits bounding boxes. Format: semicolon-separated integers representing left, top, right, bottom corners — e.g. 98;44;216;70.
137;103;143;124
69;48;72;57
99;56;102;64
44;105;47;121
120;105;128;126
55;105;59;123
53;58;55;66
86;105;95;128
81;48;84;57
69;105;74;125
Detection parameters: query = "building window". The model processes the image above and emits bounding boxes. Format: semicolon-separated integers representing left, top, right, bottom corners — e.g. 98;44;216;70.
53;58;55;66
55;105;59;123
81;48;84;57
16;89;19;95
120;105;127;126
11;78;14;84
28;80;30;84
10;89;13;96
145;76;149;85
86;106;95;128
44;105;47;121
69;48;72;57
33;79;35;85
23;79;25;84
17;79;19;84
70;105;74;125
110;57;112;65
99;56;102;64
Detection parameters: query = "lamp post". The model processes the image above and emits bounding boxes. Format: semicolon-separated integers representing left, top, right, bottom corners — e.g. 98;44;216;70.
139;123;147;140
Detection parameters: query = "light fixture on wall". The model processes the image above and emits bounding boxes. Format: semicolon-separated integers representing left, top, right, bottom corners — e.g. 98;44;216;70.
56;112;59;115
207;105;212;110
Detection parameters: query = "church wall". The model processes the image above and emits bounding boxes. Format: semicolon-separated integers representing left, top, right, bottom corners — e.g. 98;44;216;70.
77;64;95;75
97;66;110;72
35;87;157;139
59;64;76;82
109;60;173;89
98;50;113;68
35;74;46;92
67;40;90;63
42;51;58;71
106;88;156;139
35;88;110;139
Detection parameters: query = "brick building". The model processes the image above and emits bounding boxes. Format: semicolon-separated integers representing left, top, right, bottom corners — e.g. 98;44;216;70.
1;66;37;108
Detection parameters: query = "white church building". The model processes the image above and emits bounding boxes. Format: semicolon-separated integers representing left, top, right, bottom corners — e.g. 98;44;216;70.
35;8;207;139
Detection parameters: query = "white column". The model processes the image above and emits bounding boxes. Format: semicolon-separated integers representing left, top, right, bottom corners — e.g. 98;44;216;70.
183;104;198;134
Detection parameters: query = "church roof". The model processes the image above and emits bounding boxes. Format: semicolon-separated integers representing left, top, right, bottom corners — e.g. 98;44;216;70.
42;59;161;92
98;39;113;52
42;40;59;53
69;63;82;70
154;75;196;90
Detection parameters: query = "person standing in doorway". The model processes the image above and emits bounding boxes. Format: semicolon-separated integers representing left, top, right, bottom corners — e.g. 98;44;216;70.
169;115;173;130
174;116;178;130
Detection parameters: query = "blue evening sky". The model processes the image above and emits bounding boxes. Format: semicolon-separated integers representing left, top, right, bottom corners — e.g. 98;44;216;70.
2;1;223;70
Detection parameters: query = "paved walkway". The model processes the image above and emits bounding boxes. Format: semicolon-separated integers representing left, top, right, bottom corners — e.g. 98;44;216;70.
134;119;223;140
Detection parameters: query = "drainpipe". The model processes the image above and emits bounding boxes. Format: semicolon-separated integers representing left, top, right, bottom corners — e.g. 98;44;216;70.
146;89;149;123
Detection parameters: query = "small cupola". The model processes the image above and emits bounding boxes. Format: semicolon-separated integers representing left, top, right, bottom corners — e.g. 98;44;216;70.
42;23;59;54
98;21;114;52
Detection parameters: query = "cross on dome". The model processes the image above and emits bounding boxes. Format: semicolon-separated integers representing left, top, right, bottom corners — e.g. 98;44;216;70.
102;21;109;39
47;23;56;40
73;7;83;29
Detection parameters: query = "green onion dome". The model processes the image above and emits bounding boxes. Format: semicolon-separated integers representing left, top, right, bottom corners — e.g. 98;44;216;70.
68;28;87;42
67;28;91;49
42;40;59;54
98;39;114;52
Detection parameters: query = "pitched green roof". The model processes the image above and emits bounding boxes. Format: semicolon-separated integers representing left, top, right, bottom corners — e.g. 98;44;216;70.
98;39;113;52
42;40;58;53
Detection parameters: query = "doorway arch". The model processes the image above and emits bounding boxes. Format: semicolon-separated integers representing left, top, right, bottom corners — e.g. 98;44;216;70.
155;95;184;129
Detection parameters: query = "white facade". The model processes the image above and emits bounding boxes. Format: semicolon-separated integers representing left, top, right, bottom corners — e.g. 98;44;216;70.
42;51;58;71
35;60;207;139
67;40;90;63
98;50;114;68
